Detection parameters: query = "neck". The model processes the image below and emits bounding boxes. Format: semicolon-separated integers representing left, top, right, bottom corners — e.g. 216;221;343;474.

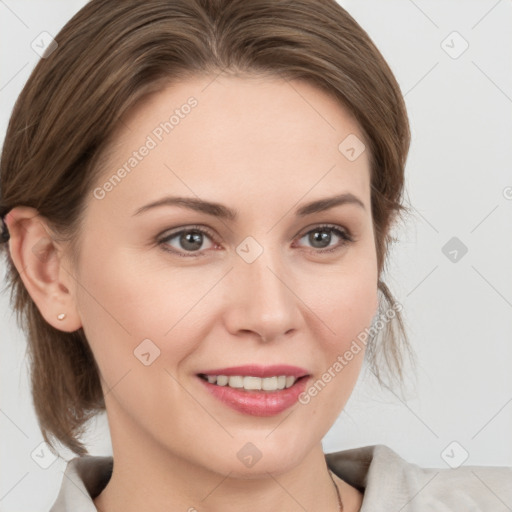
93;410;351;512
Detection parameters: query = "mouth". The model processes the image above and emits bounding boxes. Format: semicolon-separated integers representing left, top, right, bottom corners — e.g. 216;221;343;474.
195;365;311;416
197;373;309;391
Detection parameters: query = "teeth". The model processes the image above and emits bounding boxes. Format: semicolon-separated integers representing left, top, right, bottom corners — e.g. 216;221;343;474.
262;376;277;390
228;376;244;388
202;374;299;391
216;375;229;386
244;376;262;390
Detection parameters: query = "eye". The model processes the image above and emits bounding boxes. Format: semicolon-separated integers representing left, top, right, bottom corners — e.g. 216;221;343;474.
158;223;354;258
158;225;217;258
294;224;354;254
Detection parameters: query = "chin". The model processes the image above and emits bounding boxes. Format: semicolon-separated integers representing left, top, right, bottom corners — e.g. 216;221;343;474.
204;433;316;478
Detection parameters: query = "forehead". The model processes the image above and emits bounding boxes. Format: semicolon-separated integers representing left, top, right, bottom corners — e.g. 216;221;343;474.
92;74;371;217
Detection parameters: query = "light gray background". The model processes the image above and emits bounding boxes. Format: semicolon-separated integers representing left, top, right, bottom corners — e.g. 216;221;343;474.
1;1;511;511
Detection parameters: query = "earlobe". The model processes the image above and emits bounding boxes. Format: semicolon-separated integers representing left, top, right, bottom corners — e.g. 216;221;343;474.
4;206;82;333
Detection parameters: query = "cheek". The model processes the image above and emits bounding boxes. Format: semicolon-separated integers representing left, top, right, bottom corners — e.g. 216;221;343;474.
305;254;378;347
299;265;377;411
74;247;219;374
297;250;378;408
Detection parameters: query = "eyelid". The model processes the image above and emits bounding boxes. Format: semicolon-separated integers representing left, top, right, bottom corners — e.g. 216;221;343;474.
159;224;218;241
294;222;353;242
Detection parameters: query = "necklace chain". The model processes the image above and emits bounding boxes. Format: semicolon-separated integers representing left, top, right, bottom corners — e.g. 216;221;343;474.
328;469;343;511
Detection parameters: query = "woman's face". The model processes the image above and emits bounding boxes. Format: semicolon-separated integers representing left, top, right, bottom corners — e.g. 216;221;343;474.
70;74;378;475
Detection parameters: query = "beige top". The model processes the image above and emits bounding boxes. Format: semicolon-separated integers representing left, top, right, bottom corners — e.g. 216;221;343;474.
48;444;512;511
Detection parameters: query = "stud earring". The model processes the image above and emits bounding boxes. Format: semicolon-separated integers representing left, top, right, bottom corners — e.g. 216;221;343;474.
57;313;66;321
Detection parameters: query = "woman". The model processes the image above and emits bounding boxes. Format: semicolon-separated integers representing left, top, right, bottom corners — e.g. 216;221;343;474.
0;1;510;510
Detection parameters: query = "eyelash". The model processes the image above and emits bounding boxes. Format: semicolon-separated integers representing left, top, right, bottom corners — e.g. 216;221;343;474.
157;223;354;258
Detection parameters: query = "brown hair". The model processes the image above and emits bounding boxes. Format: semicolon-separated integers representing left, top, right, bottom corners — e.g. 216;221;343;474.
0;0;414;457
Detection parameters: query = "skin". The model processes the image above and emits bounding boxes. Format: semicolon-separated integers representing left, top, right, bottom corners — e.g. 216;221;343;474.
7;74;379;511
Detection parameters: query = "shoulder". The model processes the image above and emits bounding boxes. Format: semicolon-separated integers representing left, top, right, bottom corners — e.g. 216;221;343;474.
49;455;113;511
326;444;512;511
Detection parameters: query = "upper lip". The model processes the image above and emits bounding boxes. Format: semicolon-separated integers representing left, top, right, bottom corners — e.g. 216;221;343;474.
197;365;309;378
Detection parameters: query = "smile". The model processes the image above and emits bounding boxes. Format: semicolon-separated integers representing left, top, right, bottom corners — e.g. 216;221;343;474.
198;374;299;391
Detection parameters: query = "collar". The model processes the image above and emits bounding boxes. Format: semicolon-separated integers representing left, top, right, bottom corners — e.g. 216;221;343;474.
49;444;512;511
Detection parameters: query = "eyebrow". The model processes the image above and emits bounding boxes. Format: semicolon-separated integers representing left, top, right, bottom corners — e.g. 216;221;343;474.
132;193;366;219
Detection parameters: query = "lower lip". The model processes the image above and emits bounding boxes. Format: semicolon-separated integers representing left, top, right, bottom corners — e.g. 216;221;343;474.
197;376;310;416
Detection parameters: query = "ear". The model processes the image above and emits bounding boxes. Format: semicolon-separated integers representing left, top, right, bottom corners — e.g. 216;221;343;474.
4;206;82;332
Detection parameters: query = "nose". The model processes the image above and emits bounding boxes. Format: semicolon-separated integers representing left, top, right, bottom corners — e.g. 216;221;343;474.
222;247;302;343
